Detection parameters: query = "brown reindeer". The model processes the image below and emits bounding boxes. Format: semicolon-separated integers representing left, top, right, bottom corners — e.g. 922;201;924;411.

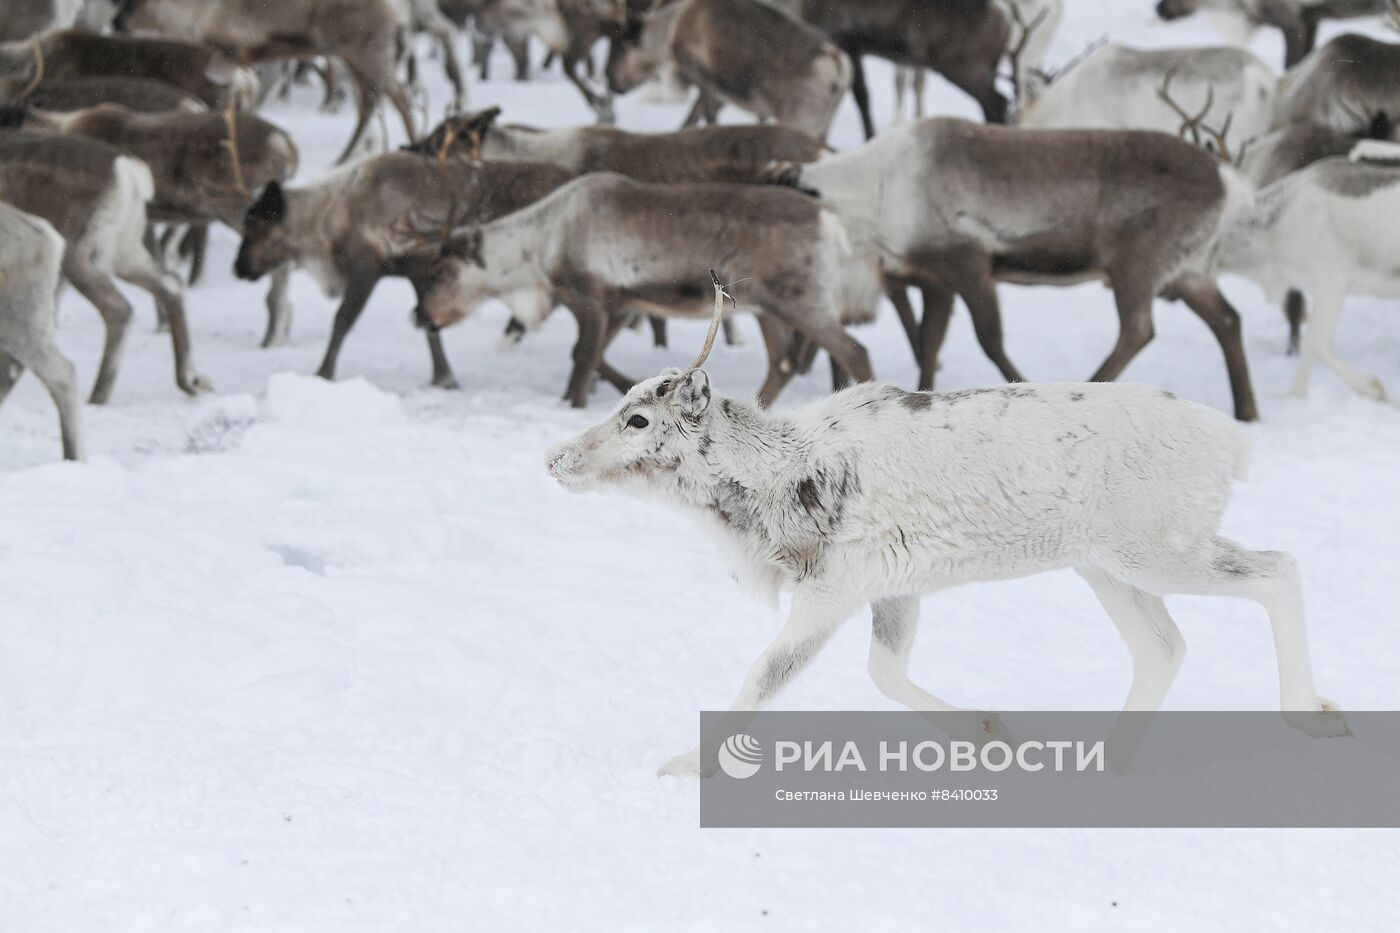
114;0;416;163
0;132;205;402
606;0;851;140
4;75;206;113
0;30;258;110
233;153;577;386
794;0;1012;138
3;100;300;343
413;106;827;183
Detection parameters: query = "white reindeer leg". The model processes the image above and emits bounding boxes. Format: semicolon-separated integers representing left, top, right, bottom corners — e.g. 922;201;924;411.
1107;537;1349;740
1076;566;1186;771
866;595;1006;743
657;586;859;778
1305;286;1387;400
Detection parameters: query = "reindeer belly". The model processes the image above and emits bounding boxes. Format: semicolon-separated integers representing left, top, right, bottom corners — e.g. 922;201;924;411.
991;232;1105;286
618;280;719;319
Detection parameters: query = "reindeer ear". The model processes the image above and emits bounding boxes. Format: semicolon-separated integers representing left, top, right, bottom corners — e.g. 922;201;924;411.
251;181;284;223
1371;111;1392;141
673;369;711;418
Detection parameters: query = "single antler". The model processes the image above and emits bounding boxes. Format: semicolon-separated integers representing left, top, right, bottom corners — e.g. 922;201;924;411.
19;36;44;100
1005;2;1050;103
675;269;733;377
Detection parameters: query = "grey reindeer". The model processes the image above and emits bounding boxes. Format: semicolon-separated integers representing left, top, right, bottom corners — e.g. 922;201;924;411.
767;117;1260;421
412;172;881;407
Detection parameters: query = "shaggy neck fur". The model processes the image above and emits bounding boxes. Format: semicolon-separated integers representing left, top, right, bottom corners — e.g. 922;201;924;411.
632;395;857;601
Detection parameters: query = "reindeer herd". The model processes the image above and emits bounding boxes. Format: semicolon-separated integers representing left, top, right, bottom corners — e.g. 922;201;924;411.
1;0;1399;466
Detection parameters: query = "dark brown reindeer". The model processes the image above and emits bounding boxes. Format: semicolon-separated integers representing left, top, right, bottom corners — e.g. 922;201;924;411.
113;0;417;163
606;0;851;139
767;116;1260;421
0;30;258;110
794;0;1012;138
233;152;577;387
0;132;205;402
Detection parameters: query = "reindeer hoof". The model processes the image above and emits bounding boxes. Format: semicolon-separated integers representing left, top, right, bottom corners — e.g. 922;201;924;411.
1284;701;1351;738
657;749;702;779
432;375;460;390
178;373;212;396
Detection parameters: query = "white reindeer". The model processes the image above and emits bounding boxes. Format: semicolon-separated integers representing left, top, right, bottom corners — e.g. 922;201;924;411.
1216;145;1400;400
0;202;83;460
547;299;1348;777
1014;42;1277;158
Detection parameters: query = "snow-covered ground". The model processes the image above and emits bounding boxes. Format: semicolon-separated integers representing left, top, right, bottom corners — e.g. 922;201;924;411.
2;5;1399;930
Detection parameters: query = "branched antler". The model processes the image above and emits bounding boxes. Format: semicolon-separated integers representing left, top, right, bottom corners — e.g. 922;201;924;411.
1201;111;1245;166
1005;2;1050;103
1157;68;1215;145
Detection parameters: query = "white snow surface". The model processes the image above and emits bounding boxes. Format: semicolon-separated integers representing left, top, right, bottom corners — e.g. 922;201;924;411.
2;5;1399;930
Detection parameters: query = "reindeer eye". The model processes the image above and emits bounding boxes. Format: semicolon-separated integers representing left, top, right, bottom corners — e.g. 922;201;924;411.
627;414;649;429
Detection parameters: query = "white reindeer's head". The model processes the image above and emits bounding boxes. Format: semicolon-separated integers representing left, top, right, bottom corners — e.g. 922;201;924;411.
546;368;714;493
549;271;732;492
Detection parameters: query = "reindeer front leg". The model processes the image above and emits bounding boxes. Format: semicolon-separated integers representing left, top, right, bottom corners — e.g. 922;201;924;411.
658;586;861;778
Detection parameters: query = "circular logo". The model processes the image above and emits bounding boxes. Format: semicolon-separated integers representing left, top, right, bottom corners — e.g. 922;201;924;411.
718;733;763;779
